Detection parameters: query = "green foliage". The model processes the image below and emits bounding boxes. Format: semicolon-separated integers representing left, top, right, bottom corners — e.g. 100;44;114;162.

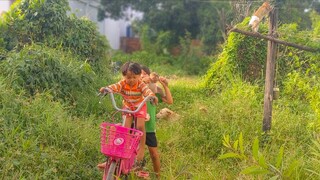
171;78;261;161
0;44;95;100
175;32;211;75
203;17;268;92
109;50;180;75
0;88;100;179
155;31;174;55
219;132;300;179
139;24;174;55
306;140;320;177
197;2;230;54
277;0;316;30
139;25;155;53
202;51;236;93
1;0;109;63
99;0;229;55
310;11;320;42
218;133;246;160
111;51;164;66
2;0;69;49
52;15;109;64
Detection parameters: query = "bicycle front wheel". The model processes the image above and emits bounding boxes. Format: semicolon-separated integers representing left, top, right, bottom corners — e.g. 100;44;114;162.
103;161;117;180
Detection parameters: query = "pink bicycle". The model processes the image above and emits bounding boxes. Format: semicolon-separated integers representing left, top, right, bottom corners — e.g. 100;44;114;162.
99;87;153;180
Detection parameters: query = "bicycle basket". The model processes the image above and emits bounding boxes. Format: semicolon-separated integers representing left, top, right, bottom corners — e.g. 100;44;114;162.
100;122;143;159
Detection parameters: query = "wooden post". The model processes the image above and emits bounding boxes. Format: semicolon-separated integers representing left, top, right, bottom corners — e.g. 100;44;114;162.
262;6;278;132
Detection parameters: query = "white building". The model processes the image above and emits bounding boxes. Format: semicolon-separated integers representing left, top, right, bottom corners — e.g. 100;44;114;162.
0;0;142;50
69;0;142;50
0;1;12;15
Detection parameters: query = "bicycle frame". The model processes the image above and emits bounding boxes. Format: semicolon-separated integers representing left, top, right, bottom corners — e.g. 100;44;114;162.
99;88;154;180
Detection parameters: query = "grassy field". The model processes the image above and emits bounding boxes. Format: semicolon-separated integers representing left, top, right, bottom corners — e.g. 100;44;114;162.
148;76;320;179
1;74;320;179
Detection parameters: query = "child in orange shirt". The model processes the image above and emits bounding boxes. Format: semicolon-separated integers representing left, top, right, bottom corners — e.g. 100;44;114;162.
99;62;158;164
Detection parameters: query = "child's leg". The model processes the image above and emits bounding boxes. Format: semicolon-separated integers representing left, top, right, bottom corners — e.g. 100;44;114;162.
148;146;160;178
124;116;133;128
136;117;146;161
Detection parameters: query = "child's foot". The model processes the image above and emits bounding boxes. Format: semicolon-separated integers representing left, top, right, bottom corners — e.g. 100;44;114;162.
132;159;146;171
155;172;160;179
135;170;150;179
97;162;106;170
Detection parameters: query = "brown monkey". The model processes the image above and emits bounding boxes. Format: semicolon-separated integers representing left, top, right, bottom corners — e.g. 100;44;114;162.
249;2;273;32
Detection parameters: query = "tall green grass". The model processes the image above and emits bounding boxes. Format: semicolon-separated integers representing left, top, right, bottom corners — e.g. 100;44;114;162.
0;80;101;179
154;76;320;179
1;72;320;179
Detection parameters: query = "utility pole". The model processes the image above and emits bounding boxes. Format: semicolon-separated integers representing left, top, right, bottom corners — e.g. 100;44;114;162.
262;2;278;132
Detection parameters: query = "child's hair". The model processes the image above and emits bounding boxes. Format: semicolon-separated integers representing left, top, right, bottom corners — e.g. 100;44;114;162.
121;62;141;76
140;65;151;75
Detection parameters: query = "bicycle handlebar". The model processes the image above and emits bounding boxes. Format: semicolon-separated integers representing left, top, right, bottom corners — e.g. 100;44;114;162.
99;87;154;114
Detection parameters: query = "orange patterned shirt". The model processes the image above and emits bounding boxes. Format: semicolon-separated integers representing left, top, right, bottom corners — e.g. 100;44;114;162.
108;79;155;107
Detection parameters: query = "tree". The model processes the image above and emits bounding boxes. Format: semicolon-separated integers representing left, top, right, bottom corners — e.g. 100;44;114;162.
99;0;235;54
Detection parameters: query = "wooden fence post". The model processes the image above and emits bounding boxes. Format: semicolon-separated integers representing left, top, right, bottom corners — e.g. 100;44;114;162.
262;6;278;132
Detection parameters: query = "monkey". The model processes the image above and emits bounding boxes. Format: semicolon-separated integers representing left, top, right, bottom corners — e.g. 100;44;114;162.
249;2;273;32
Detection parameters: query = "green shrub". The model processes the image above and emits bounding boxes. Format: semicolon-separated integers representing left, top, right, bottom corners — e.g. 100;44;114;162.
110;50;173;71
172;31;211;75
0;44;95;100
1;0;109;63
203;17;268;92
219;133;301;179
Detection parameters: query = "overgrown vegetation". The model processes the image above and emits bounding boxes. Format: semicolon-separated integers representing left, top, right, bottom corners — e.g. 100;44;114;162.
1;0;109;64
1;0;320;179
200;11;320;179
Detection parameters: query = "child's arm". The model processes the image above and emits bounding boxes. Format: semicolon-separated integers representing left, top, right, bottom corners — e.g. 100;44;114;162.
159;76;173;104
141;82;158;104
99;80;123;93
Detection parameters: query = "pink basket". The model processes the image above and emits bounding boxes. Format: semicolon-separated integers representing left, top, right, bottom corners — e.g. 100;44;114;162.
100;122;143;159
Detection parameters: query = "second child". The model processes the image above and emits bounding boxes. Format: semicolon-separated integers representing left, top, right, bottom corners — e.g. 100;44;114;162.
140;65;173;179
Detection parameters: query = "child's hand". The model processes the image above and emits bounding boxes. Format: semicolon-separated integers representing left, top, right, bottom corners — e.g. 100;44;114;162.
159;76;169;86
99;87;106;93
142;76;151;84
99;87;112;93
150;72;159;83
152;96;158;105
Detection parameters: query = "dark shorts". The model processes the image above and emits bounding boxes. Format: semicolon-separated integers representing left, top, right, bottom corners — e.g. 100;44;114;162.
146;132;157;147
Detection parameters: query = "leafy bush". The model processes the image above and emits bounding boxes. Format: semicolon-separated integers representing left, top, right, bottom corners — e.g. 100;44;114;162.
0;44;95;100
138;26;210;75
175;31;211;75
203;17;268;92
1;0;109;63
110;50;174;71
310;11;320;38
